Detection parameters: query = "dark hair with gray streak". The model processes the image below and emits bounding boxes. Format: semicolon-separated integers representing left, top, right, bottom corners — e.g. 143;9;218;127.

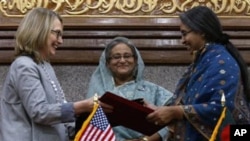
180;6;250;100
105;36;138;63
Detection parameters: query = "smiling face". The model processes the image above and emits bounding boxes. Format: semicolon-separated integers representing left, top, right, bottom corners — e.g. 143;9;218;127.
107;43;136;84
41;18;63;58
180;21;205;55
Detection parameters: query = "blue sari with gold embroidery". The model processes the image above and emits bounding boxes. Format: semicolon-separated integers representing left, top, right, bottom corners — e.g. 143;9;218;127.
170;43;250;141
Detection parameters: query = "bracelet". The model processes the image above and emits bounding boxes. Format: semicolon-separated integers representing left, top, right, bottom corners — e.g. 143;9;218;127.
141;136;148;141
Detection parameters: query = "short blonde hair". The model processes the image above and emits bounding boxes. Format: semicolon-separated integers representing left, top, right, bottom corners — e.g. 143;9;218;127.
15;7;62;63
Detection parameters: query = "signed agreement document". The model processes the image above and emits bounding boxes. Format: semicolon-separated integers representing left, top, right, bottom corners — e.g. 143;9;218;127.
99;91;165;135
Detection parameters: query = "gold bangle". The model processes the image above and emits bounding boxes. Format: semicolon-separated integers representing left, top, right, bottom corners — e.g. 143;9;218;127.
142;136;148;141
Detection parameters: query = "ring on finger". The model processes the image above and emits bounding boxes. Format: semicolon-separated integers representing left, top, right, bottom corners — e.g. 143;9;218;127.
155;121;158;125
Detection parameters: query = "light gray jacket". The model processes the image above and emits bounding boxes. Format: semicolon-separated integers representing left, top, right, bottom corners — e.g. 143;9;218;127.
0;56;75;141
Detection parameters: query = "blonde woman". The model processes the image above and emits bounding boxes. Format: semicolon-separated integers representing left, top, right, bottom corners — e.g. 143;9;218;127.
0;8;96;141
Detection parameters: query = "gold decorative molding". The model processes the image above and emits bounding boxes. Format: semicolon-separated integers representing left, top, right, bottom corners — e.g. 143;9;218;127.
0;0;250;18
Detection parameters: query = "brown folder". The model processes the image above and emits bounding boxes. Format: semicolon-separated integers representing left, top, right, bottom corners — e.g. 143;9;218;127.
99;91;166;136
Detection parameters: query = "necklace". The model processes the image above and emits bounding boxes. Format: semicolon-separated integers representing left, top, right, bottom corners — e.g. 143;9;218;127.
41;63;66;103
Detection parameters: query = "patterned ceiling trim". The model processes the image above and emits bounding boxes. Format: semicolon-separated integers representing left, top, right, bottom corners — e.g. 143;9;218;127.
0;0;250;18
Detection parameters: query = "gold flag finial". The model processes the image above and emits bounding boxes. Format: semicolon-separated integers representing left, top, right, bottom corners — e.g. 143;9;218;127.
209;91;227;141
221;92;226;107
93;93;98;104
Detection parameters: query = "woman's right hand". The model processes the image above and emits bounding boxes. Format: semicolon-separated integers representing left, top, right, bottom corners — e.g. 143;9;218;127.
146;106;183;126
73;97;95;115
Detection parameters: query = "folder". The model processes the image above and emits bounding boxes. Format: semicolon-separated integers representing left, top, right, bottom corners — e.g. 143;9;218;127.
99;91;166;135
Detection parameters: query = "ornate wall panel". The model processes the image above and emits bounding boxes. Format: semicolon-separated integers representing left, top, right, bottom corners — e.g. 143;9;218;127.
0;0;250;65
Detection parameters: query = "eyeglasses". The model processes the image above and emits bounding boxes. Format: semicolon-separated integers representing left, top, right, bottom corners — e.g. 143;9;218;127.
181;30;193;37
110;54;134;61
51;29;63;39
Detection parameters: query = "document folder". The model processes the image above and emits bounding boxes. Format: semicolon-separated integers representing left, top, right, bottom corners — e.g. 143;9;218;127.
99;91;166;135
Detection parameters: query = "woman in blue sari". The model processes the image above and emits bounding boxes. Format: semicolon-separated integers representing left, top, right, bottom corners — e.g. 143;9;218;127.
147;6;250;141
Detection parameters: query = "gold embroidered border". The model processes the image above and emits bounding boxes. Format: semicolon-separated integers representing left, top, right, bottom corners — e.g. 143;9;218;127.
0;0;250;17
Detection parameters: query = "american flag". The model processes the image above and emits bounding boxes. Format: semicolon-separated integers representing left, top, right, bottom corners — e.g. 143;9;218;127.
74;103;116;141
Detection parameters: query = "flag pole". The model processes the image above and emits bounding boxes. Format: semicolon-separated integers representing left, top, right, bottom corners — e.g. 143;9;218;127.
209;92;226;141
74;93;99;141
